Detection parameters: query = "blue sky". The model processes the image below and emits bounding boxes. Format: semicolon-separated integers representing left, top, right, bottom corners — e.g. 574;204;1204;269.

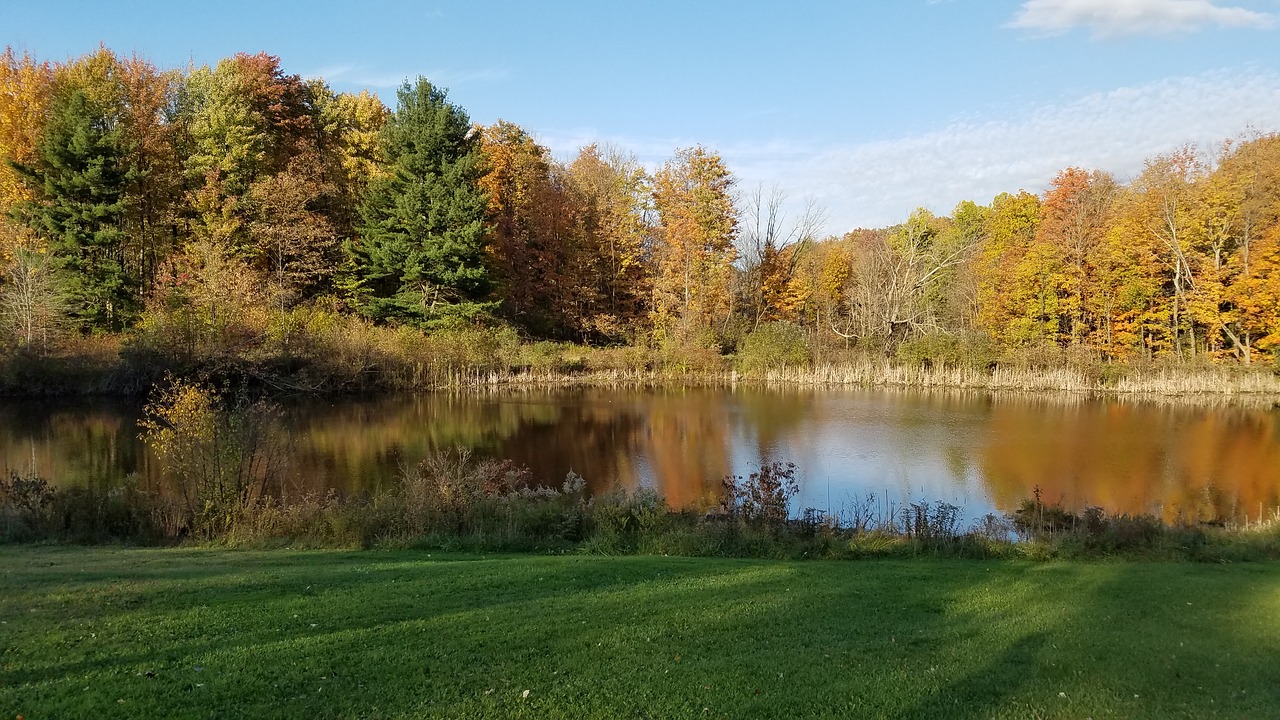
6;0;1280;234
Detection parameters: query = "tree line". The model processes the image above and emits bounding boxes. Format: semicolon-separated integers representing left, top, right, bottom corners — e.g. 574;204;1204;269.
2;46;1279;370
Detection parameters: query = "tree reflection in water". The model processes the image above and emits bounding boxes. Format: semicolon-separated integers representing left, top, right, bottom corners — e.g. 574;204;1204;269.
0;388;1276;522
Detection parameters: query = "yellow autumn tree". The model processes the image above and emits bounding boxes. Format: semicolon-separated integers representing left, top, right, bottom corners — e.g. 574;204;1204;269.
1131;147;1208;359
1197;134;1280;363
650;146;738;343
1089;187;1164;360
0;47;55;264
973;191;1044;347
322;89;390;189
565;143;652;341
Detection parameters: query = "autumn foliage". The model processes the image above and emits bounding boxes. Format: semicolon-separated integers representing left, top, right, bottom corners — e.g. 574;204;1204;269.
3;44;1280;380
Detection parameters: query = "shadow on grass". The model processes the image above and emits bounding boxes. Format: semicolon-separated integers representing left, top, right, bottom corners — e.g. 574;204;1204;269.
2;549;1279;719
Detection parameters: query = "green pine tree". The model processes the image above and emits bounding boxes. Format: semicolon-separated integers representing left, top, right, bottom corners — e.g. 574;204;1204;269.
11;89;139;332
350;78;493;327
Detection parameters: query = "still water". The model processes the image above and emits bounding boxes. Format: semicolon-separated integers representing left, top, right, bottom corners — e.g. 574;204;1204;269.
2;388;1278;522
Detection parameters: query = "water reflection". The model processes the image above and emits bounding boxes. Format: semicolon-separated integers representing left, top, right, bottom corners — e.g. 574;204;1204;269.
1;388;1277;522
979;396;1280;522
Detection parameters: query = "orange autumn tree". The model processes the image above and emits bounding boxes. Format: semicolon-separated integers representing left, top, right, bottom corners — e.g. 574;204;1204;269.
650;146;738;344
477;120;577;336
780;234;851;351
1035;168;1118;347
737;185;823;330
0;48;54;209
1228;222;1280;360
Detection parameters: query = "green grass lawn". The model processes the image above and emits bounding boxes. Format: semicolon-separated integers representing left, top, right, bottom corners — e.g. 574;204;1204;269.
2;548;1278;719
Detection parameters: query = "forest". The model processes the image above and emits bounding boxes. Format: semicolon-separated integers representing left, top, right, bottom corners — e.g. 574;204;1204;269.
3;46;1280;394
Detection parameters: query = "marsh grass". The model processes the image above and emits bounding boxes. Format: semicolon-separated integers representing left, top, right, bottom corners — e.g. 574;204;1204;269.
755;359;1280;397
6;448;1279;560
9;320;1280;399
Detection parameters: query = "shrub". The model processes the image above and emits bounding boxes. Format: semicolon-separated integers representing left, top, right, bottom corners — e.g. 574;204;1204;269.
721;461;799;526
1;469;169;544
393;449;592;547
0;469;55;541
48;477;163;543
896;331;998;370
139;379;289;537
581;345;654;373
736;322;810;373
588;485;669;551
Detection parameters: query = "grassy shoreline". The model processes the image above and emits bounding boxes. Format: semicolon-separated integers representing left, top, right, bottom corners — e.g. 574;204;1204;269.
4;332;1280;401
3;546;1278;719
6;443;1280;557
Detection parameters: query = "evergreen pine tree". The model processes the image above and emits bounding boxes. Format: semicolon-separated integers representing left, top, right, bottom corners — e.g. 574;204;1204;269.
351;78;492;327
11;89;139;331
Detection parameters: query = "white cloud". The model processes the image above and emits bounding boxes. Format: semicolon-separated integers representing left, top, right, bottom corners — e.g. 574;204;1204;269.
541;69;1280;234
1009;0;1274;37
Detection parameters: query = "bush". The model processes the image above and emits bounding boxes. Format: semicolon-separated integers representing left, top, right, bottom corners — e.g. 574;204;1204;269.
896;331;998;370
1;469;168;544
736;322;810;373
0;469;54;541
587;485;669;552
139;379;289;537
721;461;799;526
581;345;655;373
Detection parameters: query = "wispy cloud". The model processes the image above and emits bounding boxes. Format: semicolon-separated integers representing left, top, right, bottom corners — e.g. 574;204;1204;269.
792;69;1280;231
542;68;1280;234
1008;0;1275;38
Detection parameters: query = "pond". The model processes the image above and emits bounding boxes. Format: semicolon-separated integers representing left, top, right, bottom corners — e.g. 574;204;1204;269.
2;387;1278;523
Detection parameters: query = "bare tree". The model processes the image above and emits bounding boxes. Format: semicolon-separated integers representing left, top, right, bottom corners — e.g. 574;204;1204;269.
1;248;67;354
737;184;826;330
831;209;982;350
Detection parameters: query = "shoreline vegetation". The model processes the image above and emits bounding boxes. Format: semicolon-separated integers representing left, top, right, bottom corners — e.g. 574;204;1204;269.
5;438;1279;560
4;330;1280;402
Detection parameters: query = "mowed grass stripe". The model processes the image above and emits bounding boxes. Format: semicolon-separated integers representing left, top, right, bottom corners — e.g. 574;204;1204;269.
2;548;1278;719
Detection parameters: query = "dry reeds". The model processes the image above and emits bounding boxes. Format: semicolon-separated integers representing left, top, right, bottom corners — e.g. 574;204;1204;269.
758;361;1096;392
750;359;1280;401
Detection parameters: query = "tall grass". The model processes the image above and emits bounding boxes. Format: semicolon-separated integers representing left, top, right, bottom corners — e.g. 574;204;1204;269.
7;454;1278;561
753;358;1280;397
759;360;1097;391
6;309;1280;399
1112;367;1280;395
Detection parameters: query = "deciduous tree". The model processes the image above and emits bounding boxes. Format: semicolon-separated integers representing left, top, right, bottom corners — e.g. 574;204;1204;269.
650;146;737;341
478;120;574;335
0;48;55;262
565;144;652;341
